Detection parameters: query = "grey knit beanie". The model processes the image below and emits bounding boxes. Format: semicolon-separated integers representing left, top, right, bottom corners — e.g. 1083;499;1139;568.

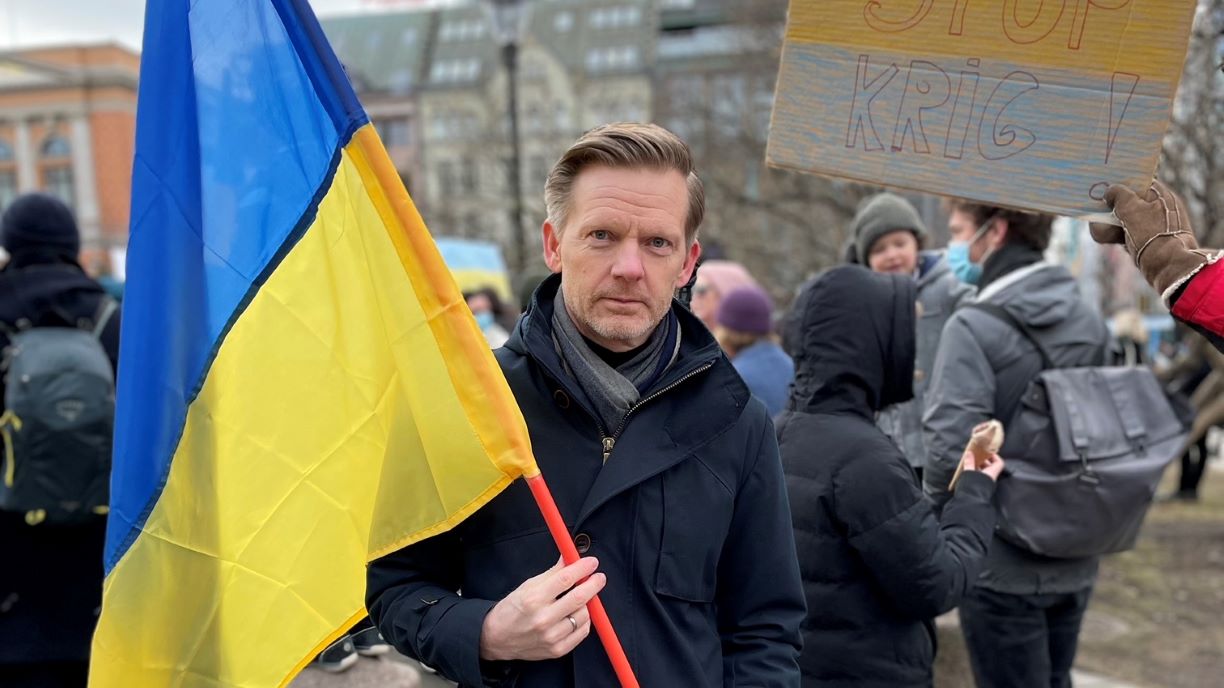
850;193;927;263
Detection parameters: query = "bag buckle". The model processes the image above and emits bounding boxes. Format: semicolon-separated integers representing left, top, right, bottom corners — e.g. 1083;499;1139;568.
1077;452;1100;486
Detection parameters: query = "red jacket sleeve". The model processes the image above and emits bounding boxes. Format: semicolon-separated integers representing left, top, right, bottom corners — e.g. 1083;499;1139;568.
1172;259;1224;349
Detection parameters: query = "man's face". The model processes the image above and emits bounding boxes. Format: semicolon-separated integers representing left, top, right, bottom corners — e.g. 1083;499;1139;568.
948;209;1003;264
542;165;700;352
867;229;919;275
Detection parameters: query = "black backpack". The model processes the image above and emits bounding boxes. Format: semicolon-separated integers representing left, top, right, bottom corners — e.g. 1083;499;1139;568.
0;298;116;525
971;303;1187;559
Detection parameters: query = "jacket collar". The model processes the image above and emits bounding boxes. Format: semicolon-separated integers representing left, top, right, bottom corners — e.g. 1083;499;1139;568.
506;273;724;411
915;251;945;289
975;261;1054;303
507;273;743;527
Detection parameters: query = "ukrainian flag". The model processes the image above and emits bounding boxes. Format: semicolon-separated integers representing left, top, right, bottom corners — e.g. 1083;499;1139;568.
90;1;537;685
436;237;514;304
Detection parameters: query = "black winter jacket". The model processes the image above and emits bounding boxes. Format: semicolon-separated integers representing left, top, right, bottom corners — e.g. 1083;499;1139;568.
368;274;805;687
0;253;121;665
776;266;996;687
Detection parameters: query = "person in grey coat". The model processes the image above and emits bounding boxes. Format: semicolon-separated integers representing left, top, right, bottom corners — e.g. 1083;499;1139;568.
923;200;1109;688
847;193;974;480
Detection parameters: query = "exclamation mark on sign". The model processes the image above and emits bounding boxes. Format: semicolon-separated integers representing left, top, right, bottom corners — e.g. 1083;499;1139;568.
1105;72;1140;164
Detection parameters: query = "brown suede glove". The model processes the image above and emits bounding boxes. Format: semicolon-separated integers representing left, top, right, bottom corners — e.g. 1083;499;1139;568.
1090;180;1219;303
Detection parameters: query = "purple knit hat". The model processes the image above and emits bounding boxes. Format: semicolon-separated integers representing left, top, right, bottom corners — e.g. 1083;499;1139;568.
717;285;774;334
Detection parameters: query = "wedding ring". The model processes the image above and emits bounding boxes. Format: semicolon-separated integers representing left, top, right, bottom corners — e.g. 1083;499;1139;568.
567;615;578;633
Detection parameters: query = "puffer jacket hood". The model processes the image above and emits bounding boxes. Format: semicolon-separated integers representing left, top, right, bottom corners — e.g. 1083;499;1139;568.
785;265;916;417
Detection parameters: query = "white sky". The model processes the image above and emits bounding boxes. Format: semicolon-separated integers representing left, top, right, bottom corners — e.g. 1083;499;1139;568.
0;0;420;52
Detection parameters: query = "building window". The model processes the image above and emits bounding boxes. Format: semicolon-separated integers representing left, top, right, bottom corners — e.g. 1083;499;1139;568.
554;11;574;32
520;57;547;82
711;75;747;137
430;114;449;141
388;69;414;93
437;160;456;197
40;135;74;208
376;118;412;148
585;46;640;73
530;154;550;188
461;157;478;193
0;170;15;213
440;19;487;42
42;166;74;207
752;86;774;140
42;136;71;158
590;6;641;29
464;212;482;238
430;58;481;84
524;105;544;134
0;140;15;214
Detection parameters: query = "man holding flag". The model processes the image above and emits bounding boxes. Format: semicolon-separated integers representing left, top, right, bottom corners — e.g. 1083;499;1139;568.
367;123;806;687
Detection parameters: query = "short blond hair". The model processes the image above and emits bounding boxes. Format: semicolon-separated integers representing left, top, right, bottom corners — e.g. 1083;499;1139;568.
544;122;705;243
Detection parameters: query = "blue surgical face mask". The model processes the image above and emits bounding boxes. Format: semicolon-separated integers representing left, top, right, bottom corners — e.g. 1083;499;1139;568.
474;311;496;330
947;218;996;285
946;241;981;285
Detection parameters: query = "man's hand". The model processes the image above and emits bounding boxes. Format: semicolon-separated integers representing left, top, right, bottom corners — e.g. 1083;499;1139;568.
479;557;606;662
961;449;1006;482
1090;180;1217;300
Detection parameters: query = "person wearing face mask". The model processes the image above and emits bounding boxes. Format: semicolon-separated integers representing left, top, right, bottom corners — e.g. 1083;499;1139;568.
464;289;510;348
923;201;1109;688
847;193;974;481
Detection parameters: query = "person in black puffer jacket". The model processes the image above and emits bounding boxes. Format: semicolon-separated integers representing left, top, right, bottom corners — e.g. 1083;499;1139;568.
777;265;1002;687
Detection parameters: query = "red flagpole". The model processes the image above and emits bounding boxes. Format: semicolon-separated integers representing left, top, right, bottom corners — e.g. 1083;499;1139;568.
525;474;640;688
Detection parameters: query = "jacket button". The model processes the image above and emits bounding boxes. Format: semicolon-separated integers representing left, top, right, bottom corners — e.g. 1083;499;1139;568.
554;390;570;409
574;532;592;554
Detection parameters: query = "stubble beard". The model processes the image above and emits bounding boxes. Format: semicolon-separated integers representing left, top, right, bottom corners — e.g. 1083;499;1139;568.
565;288;665;347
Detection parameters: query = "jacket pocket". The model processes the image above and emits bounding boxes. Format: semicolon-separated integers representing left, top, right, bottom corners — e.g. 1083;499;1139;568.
653;462;734;603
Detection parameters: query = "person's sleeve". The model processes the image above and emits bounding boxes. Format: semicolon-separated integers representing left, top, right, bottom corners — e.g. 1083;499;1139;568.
837;451;997;620
922;314;996;509
717;415;805;687
1171;258;1224;353
366;530;511;687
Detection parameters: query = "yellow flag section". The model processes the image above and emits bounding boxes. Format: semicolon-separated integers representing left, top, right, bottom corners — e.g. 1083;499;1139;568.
90;124;537;687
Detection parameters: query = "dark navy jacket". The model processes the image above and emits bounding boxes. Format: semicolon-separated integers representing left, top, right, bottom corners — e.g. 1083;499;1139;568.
368;274;804;687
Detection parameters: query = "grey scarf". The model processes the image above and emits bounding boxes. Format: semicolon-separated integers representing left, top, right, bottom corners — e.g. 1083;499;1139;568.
551;287;679;433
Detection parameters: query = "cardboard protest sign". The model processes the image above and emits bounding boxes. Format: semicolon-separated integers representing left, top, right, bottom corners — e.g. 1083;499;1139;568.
767;1;1197;218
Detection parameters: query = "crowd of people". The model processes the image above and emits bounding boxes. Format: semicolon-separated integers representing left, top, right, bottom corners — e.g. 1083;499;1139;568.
364;124;1224;688
1;122;1223;687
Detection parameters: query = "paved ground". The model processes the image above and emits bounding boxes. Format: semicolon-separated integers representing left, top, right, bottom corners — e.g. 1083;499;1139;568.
290;646;1140;688
936;610;1143;687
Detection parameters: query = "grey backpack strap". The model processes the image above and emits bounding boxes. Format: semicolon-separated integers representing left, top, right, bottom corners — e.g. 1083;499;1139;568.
92;298;118;338
967;302;1055;370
